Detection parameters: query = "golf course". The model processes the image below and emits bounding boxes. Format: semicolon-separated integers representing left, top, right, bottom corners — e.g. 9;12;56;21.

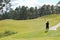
0;14;60;40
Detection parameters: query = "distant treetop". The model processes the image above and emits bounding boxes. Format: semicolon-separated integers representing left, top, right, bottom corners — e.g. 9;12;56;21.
57;1;60;4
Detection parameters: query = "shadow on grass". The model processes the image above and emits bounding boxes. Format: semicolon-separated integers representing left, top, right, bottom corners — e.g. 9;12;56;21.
0;30;17;38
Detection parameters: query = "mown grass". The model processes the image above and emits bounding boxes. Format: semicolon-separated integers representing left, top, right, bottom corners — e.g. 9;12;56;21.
0;14;60;40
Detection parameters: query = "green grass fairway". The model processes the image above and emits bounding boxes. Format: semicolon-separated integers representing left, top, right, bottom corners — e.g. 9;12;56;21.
0;14;60;40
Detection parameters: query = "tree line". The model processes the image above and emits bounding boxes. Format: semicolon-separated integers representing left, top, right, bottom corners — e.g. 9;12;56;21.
0;0;60;20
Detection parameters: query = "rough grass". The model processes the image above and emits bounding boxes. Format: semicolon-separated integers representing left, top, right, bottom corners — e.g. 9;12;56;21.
0;14;60;40
0;30;17;38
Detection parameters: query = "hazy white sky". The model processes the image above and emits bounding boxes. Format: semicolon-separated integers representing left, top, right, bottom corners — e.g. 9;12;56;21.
10;0;60;9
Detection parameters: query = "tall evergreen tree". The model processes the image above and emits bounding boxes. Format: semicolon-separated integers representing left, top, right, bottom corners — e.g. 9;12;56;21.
51;5;54;14
39;5;46;16
46;5;51;15
29;7;34;19
20;6;28;19
34;7;39;18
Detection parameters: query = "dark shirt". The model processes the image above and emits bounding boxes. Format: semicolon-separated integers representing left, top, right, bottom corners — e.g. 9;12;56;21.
46;22;49;29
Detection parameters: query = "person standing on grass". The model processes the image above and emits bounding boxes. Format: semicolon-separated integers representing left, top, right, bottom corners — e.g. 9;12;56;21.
46;21;49;32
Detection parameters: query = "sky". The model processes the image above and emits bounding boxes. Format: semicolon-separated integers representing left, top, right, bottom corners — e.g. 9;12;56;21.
10;0;60;9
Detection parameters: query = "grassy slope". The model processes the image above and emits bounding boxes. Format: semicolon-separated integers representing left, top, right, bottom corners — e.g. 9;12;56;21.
0;14;60;40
